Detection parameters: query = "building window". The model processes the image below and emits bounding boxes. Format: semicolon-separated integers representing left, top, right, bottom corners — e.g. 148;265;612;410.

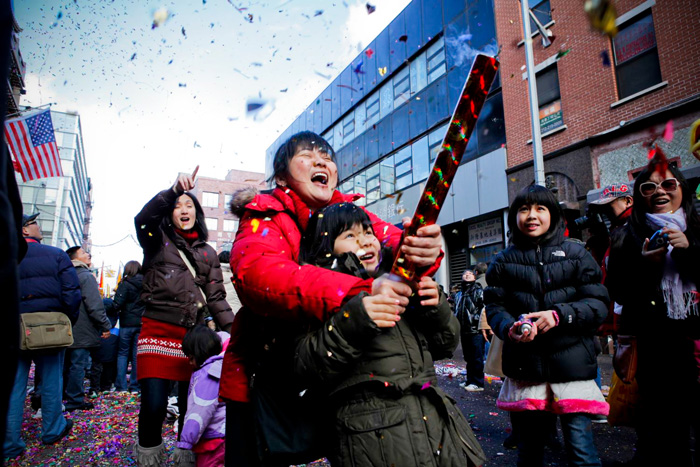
410;52;428;96
354;102;366;136
428;123;449;163
333;124;344;151
323;131;334;150
365;92;380;128
44;188;58;204
223;219;238;232
426;37;446;84
536;65;563;134
393;67;410;108
380;155;395;196
207;241;218;251
528;0;552;30
394;146;413;190
343;113;355;146
379;81;393;120
205;217;218;231
202;192;219;208
412;136;430;183
613;12;662;100
366;163;381;203
224;194;233;213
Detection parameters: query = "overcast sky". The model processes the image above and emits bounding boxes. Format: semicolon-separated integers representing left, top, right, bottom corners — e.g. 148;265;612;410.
14;0;410;282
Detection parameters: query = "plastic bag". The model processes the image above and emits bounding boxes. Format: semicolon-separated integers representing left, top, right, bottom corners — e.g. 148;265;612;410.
484;335;504;378
607;372;639;427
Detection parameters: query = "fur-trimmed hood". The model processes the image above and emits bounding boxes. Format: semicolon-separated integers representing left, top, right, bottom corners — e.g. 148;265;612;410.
229;186;262;218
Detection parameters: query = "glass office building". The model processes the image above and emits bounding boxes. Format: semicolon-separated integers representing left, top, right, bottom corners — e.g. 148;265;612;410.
266;0;509;286
17;110;91;250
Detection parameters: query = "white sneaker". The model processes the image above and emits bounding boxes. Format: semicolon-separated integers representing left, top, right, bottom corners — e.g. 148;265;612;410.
32;408;42;419
465;384;485;392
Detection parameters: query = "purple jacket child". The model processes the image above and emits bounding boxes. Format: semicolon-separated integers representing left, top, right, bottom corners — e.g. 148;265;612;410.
176;354;226;451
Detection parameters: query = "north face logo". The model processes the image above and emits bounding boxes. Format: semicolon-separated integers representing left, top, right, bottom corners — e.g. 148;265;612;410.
552;250;565;257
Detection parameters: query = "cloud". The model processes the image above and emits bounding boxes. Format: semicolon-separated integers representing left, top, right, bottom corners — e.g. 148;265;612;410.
344;0;411;50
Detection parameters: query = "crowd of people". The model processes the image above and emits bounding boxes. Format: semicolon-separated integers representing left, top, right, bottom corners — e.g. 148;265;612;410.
3;130;699;467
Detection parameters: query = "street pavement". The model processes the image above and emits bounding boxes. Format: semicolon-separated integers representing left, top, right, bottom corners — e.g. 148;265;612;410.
438;342;638;466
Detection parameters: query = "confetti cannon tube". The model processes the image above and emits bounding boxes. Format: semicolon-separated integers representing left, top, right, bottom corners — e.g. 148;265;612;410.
391;54;499;282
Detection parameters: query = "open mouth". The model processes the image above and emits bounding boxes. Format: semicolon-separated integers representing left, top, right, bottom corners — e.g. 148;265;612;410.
651;197;669;207
357;249;375;262
525;223;539;230
180;217;191;224
311;172;329;185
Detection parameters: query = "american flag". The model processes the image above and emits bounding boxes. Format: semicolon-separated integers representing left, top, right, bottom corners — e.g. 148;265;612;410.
4;109;63;182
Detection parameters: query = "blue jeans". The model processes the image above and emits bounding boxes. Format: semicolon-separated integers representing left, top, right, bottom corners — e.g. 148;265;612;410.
512;411;601;466
3;350;70;457
64;348;91;409
116;327;140;391
461;332;485;387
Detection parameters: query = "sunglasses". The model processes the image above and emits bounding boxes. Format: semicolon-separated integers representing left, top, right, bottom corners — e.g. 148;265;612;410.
639;178;679;197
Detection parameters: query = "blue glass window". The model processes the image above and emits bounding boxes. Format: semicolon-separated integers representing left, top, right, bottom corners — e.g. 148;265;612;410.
379;81;393;119
410;52;428;95
389;12;407;74
380;155;395;196
393;66;410;108
422;0;443;43
527;0;551;32
468;0;497;50
322;86;332;131
375;29;391;85
331;77;341;122
355;101;367;137
365;124;379;165
365;91;380;128
363;41;378;94
427;37;447;84
425;76;448;128
409;94;427;139
341;180;353;195
412;136;430;182
477;91;505;155
337;146;352;181
392;105;410;149
395;146;413;190
429;123;449;162
377;117;393;158
353;173;366;205
404;0;423;57
333;124;344;151
313;99;322;134
366;163;381;203
351;134;365;173
340;66;353;115
444;0;466;24
351;56;366;99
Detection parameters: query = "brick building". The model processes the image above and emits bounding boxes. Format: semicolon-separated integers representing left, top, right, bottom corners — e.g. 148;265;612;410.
496;0;700;221
187;169;266;252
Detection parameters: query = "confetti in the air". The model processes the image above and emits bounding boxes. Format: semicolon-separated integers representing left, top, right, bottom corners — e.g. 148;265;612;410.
152;8;170;29
365;48;374;58
366;3;376;14
378;66;387;77
600;50;611;66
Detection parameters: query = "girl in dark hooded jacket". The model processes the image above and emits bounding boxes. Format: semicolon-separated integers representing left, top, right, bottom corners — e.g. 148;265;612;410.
290;202;486;467
484;185;609;467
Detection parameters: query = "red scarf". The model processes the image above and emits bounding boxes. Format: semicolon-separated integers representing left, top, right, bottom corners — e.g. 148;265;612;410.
279;187;346;232
174;227;199;244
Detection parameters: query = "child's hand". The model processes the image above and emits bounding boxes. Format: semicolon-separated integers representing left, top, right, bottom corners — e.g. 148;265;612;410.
371;274;411;310
416;276;439;306
523;310;558;334
508;320;537;342
362;294;402;328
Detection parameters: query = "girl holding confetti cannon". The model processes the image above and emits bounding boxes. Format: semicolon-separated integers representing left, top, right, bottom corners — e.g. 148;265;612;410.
289;202;486;467
484;185;609;466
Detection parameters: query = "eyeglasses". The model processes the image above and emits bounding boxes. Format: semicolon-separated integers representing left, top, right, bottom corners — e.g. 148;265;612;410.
639;178;679;197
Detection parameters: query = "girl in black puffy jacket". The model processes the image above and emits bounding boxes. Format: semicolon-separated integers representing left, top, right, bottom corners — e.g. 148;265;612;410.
484;185;609;467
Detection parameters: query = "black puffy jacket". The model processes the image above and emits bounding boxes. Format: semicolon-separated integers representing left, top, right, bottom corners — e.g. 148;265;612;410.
113;274;145;328
485;234;609;383
454;281;483;333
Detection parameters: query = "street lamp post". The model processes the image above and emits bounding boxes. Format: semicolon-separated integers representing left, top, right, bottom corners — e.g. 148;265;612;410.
521;0;546;186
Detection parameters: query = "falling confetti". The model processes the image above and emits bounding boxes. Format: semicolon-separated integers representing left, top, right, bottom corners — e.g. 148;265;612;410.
152;8;170;29
314;10;324;17
251;218;260;233
600;50;611;66
378;66;387;77
556;48;571;59
366;2;376;14
129;53;136;61
181;26;187;37
585;0;618;37
365;48;374;58
398;34;408;43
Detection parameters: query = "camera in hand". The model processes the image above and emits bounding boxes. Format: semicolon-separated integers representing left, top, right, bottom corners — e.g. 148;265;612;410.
649;229;670;250
573;210;609;235
516;314;534;335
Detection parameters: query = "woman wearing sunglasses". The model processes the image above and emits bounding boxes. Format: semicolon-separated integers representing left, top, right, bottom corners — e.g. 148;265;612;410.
607;159;700;466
